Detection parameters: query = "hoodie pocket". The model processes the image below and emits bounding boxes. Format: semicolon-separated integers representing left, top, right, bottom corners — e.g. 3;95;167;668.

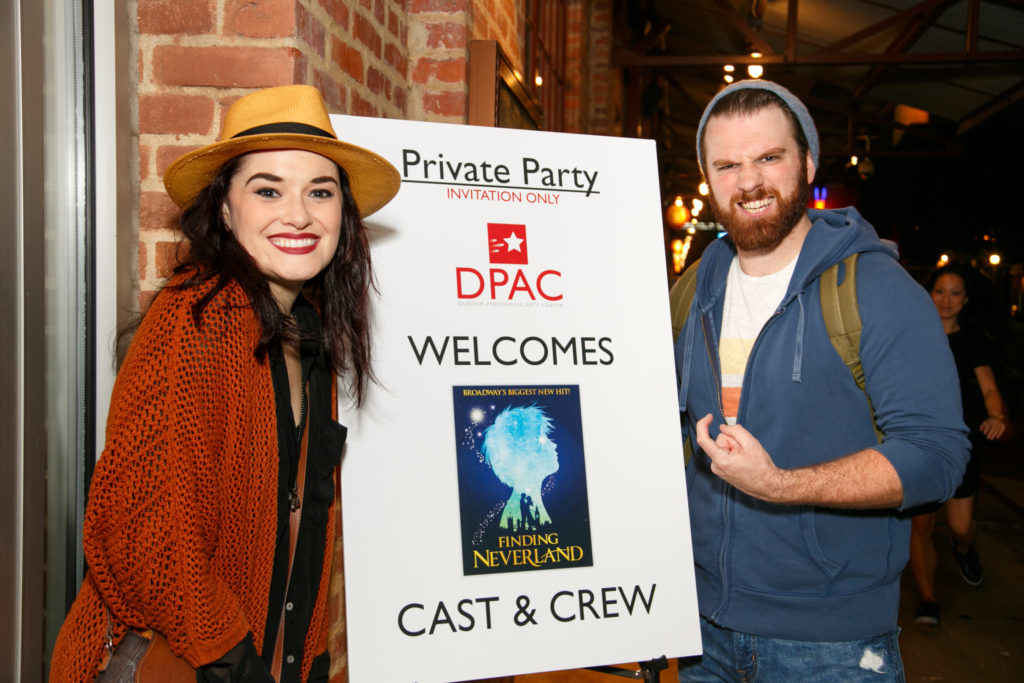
731;502;849;593
799;507;847;581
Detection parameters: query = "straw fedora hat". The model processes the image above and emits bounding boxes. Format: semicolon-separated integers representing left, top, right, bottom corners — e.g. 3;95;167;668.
163;85;400;216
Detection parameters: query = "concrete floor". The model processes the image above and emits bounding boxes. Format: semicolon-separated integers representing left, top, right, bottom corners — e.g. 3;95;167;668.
502;435;1024;683
896;441;1024;682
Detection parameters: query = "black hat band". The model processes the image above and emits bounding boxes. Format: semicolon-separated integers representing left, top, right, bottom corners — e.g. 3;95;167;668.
232;122;336;139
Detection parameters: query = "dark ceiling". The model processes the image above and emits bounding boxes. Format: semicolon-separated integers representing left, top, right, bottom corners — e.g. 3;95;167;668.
610;0;1024;265
613;0;1024;216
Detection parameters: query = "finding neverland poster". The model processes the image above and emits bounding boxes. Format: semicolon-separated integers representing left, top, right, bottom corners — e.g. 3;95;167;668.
452;384;593;575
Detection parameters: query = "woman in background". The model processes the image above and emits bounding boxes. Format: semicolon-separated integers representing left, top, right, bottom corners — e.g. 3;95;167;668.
910;263;1009;627
51;85;399;682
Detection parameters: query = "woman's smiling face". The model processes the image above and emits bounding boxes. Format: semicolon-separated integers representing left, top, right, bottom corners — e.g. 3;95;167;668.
222;149;342;309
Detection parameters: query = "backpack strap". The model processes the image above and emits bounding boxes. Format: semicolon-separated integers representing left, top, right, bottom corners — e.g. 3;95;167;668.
669;259;701;463
819;253;883;443
670;258;701;341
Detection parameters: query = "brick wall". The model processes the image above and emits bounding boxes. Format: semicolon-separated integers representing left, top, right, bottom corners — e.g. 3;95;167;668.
587;0;616;136
405;0;523;123
563;0;587;133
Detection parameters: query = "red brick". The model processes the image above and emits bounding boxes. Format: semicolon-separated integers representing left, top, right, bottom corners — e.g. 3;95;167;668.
215;94;245;126
154;45;299;87
228;0;295;38
157;144;203;177
422;90;465;117
387;8;400;38
155;240;186;278
409;0;470;12
297;2;326;53
140;144;151;180
138;0;213;34
138;243;147;277
292;52;309;83
373;0;386;24
351;92;378;117
411;57;465;84
139;94;214;135
140;191;181;232
353;13;383;58
139;289;158;314
366;67;387;96
313;69;345;113
384;43;408;77
391;84;408;114
322;0;350;29
425;21;466;48
331;37;364;81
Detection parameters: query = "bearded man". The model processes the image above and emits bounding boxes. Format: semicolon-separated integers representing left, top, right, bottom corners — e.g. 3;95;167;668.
672;80;969;682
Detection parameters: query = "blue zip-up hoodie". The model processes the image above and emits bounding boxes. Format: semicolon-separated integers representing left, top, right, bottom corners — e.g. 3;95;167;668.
674;207;970;641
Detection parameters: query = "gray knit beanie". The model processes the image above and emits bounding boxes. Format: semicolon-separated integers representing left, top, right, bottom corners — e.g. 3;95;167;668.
696;79;819;176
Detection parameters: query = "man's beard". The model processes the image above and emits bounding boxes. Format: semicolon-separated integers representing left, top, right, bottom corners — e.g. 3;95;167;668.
710;169;811;253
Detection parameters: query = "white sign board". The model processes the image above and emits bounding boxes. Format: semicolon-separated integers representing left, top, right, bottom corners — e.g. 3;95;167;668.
333;114;699;683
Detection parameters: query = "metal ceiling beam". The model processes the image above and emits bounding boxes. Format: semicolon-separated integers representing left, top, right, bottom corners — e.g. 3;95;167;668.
967;0;980;53
957;79;1024;133
613;49;1024;67
632;16;672;55
852;0;958;99
812;0;957;56
710;0;776;55
786;0;799;62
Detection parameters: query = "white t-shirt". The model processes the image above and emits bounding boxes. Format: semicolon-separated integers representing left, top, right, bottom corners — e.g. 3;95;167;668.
719;256;798;424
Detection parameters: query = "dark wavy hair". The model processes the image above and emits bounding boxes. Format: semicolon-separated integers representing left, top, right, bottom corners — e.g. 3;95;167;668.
168;154;375;405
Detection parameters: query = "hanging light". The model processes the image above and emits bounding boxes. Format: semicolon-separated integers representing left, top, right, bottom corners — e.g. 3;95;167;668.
672;235;694;274
747;64;764;78
691;198;704;217
666;196;689;226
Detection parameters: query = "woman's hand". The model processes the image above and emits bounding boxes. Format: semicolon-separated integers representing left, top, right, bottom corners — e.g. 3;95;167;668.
979;415;1008;441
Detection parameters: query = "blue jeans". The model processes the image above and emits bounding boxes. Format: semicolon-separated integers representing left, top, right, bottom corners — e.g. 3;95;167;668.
678;616;904;682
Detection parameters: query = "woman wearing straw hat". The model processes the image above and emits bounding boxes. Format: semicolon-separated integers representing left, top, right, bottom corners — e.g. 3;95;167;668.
51;85;399;683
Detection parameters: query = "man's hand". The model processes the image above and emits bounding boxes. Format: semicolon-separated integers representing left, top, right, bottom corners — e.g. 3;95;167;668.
693;413;904;508
695;413;786;502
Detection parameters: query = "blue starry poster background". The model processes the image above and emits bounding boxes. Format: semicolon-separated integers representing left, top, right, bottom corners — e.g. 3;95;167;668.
453;384;593;575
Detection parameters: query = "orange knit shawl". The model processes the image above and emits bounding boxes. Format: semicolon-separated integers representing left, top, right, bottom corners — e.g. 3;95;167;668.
50;276;336;682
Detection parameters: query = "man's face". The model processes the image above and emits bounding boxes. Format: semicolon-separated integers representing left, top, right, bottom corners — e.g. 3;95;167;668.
703;105;815;253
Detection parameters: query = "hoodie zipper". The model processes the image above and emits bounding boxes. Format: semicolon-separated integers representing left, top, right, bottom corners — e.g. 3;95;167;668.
703;303;786;621
698;309;732;620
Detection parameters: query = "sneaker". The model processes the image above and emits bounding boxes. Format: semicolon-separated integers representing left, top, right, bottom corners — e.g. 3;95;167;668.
951;540;984;586
914;601;939;626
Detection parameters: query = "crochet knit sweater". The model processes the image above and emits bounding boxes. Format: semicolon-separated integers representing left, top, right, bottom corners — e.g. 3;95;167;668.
50;275;337;682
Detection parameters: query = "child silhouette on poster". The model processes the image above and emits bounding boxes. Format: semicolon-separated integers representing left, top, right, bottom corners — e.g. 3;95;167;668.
482;406;559;531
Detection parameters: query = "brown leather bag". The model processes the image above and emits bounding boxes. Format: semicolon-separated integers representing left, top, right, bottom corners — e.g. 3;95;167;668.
95;628;194;683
